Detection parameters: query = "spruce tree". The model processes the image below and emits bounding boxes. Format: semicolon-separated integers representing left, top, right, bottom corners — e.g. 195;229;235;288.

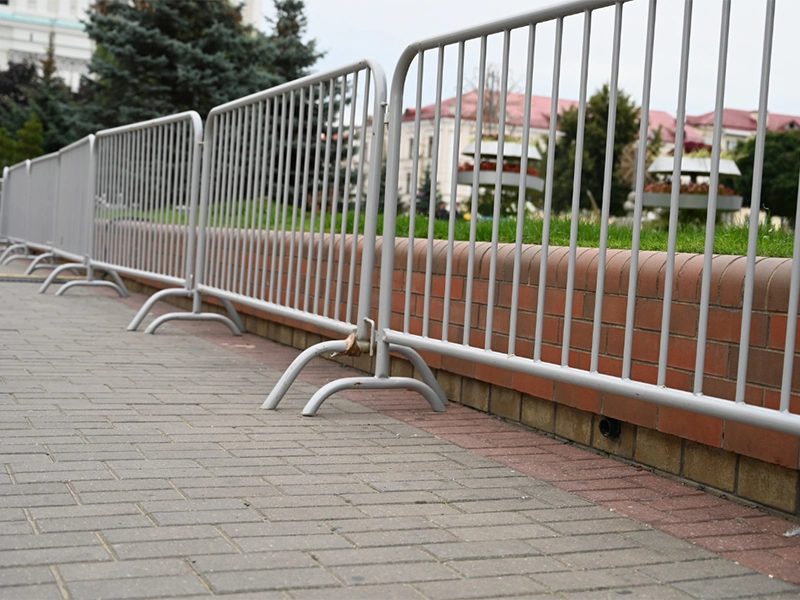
267;1;323;82
75;0;321;132
13;112;44;163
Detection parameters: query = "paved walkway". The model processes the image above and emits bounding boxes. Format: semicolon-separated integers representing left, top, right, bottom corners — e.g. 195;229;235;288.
0;262;799;599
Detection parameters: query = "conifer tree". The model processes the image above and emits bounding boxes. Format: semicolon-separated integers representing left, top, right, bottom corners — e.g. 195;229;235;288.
13;112;44;163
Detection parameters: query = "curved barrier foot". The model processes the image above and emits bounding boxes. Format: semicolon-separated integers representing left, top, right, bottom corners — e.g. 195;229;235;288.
262;340;348;410
302;376;447;417
389;344;449;407
56;280;128;297
0;243;26;264
24;252;55;274
127;288;191;331
39;263;85;293
3;253;34;265
144;312;242;335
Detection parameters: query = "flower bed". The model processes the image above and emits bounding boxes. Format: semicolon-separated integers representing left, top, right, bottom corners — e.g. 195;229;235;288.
458;160;538;177
644;182;737;196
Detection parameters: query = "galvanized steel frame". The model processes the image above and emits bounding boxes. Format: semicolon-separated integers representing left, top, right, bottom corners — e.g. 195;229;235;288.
299;0;800;436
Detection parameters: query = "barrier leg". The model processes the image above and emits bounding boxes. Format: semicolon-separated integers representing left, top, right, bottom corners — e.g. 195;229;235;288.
25;252;55;275
145;311;242;335
302;376;447;417
389;344;449;407
0;243;26;263
262;340;348;410
56;279;128;297
127;288;191;331
144;289;242;335
39;263;85;293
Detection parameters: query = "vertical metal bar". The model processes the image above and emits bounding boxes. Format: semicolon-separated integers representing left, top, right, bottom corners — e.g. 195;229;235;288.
250;101;267;299
694;0;731;394
534;17;564;361
346;68;372;324
237;104;255;296
270;94;289;304
659;0;693;385
781;169;800;411
324;76;346;318
736;0;776;402
422;46;445;339
261;98;280;300
287;88;307;308
167;121;181;279
304;83;325;312
590;2;624;372
212;112;230;288
296;86;316;310
335;72;359;322
485;30;512;351
244;103;260;297
463;38;487;346
561;11;591;364
404;52;425;334
276;91;296;306
226;107;245;291
314;80;335;315
234;104;251;294
622;0;657;379
443;42;465;344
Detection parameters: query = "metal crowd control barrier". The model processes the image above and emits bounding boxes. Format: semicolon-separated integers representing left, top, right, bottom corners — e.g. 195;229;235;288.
0;161;31;264
112;112;244;332
299;0;800;436
128;60;441;410
20;153;60;273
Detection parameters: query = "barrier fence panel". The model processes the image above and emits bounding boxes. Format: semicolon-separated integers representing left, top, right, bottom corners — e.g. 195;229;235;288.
52;136;96;262
299;0;800;436
21;153;60;273
0;161;30;264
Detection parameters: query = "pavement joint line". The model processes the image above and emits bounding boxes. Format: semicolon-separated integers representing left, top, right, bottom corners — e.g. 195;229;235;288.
48;565;71;600
22;507;40;534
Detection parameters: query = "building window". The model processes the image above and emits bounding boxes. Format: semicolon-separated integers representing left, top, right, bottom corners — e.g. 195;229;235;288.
407;137;414;159
726;139;738;152
405;172;412;194
427;136;434;159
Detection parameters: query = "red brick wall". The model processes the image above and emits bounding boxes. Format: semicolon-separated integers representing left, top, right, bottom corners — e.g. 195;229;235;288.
117;223;800;472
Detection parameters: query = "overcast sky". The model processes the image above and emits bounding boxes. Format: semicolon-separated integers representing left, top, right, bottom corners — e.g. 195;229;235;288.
261;0;798;119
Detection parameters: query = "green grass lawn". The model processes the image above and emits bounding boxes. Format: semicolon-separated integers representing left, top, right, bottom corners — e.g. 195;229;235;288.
390;215;796;258
134;203;795;258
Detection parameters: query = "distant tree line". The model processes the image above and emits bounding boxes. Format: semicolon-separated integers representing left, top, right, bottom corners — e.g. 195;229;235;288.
0;0;321;170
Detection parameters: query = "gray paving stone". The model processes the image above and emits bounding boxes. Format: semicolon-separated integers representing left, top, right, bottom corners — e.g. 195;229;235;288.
0;582;64;598
205;567;339;593
412;575;547;599
0;565;56;586
308;546;434;567
560;585;692;599
287;583;426;600
101;525;223;544
423;540;541;561
531;567;659;593
330;562;461;585
66;574;210;599
672;573;800;598
189;551;317;573
527;533;637;555
235;533;353;553
0;545;112;568
447;556;569;578
110;538;238;560
58;558;193;581
635;558;754;584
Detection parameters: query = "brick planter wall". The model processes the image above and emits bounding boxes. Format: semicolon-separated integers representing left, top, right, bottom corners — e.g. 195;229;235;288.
117;227;800;516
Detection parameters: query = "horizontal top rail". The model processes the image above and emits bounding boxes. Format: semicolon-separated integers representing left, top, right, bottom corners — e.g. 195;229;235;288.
391;0;624;77
28;151;59;167
58;134;94;154
95;111;202;140
207;58;387;117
